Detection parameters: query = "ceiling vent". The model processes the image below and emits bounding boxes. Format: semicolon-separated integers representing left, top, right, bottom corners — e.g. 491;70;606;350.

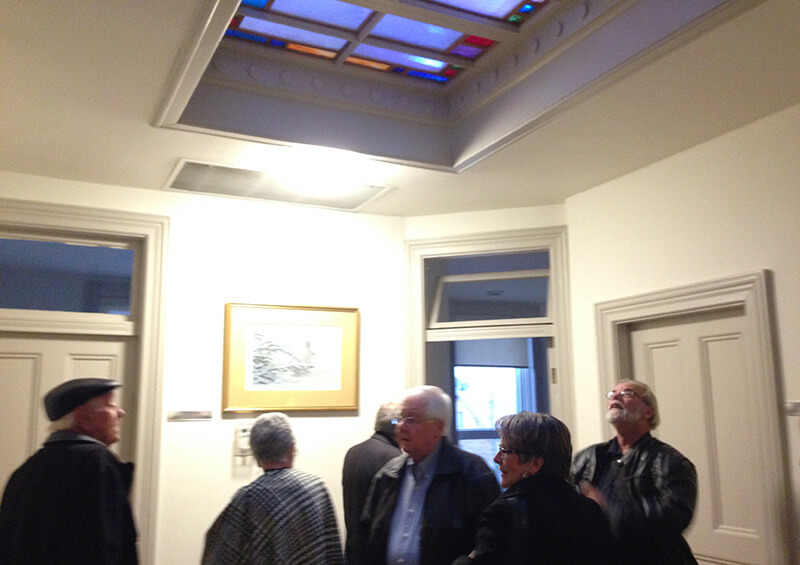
166;159;394;211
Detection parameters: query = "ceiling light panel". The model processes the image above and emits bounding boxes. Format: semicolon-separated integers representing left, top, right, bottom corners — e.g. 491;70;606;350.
228;0;550;84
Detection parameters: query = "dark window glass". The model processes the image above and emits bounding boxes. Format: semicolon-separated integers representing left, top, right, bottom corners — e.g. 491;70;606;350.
0;238;134;314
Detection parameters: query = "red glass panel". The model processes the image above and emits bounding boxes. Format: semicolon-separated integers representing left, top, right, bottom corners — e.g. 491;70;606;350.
465;35;494;47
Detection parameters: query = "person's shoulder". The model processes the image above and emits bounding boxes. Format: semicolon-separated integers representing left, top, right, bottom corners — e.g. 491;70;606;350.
440;441;495;477
644;435;695;468
572;438;614;467
374;452;407;477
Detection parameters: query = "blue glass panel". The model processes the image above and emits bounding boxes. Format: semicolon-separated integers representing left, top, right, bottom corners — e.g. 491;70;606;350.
270;0;372;31
429;0;521;19
225;29;268;43
352;44;446;71
407;70;448;82
451;44;482;58
0;238;134;314
370;14;462;50
239;17;347;50
519;4;535;13
241;0;268;8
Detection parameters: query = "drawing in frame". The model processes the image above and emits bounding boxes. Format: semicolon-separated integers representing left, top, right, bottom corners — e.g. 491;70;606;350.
223;303;359;412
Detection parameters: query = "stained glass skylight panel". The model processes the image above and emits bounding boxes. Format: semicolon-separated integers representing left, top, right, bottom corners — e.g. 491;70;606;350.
269;0;372;32
226;0;551;84
424;1;549;23
351;44;446;72
237;18;347;51
370;14;463;51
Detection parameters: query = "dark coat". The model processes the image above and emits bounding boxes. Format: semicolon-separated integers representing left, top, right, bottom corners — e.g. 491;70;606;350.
451;474;616;565
342;431;401;563
0;431;137;565
571;432;698;565
359;438;500;565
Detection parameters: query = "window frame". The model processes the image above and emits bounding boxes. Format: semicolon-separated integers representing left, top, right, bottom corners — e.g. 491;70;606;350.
406;227;573;426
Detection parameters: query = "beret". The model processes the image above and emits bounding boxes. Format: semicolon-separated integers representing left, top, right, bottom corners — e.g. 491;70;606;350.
44;378;122;421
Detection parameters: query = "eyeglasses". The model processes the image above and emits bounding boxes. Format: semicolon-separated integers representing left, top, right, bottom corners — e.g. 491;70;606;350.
497;446;530;457
391;417;436;426
606;389;639;400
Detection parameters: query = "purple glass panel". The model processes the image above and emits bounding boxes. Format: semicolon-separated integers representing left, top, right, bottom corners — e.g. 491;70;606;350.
451;44;482;58
428;0;521;19
270;0;372;31
239;17;347;50
370;14;462;50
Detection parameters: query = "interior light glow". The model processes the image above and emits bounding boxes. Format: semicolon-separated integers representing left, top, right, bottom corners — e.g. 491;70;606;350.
264;146;392;201
408;55;446;69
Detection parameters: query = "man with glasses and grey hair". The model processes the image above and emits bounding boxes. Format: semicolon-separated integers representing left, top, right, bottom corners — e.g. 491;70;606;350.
358;385;499;565
571;380;698;564
202;412;344;564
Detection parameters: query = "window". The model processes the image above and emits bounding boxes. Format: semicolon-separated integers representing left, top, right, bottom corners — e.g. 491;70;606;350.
0;238;134;314
408;227;571;475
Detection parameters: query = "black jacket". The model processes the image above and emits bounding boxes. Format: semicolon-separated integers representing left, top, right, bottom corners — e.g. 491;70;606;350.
0;431;137;565
452;474;616;565
359;438;499;565
571;432;697;565
342;432;401;563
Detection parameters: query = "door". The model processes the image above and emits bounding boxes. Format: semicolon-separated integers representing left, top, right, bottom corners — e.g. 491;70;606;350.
629;307;767;564
0;333;137;491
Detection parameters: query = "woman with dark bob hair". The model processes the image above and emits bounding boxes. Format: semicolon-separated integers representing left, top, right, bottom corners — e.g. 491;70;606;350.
452;412;615;564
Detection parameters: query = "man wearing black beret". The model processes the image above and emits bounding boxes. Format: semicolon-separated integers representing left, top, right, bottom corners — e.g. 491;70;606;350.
0;378;138;564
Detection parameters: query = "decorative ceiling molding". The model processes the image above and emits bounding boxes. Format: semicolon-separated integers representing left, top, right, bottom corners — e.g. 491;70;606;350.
156;0;745;172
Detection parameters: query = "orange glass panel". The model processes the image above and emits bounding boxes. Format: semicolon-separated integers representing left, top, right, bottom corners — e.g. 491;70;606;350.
286;43;337;59
345;57;391;71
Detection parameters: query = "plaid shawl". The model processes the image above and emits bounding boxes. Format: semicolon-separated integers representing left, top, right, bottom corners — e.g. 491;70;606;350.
203;467;344;564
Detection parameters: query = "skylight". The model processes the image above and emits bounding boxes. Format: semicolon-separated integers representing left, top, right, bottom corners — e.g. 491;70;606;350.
228;0;550;84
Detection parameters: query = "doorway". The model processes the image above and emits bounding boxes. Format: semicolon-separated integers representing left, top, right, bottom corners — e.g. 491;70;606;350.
596;271;791;564
0;199;167;565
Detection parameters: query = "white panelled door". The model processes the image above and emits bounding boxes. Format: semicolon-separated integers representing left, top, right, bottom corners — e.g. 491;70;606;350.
0;333;137;490
629;307;767;565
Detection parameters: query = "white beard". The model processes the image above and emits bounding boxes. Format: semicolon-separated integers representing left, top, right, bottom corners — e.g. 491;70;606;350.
606;404;643;425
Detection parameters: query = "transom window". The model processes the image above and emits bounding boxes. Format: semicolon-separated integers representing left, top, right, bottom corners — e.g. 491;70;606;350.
0;238;134;315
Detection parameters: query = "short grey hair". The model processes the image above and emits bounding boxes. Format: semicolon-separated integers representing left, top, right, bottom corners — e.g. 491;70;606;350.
618;380;660;429
405;385;452;424
495;412;572;480
49;411;76;432
374;401;401;437
250;412;295;465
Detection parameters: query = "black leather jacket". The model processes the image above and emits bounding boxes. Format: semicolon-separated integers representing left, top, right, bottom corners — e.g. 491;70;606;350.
571;432;698;565
358;438;499;565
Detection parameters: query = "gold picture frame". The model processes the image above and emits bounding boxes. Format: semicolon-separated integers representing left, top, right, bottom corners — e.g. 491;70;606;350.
222;303;360;412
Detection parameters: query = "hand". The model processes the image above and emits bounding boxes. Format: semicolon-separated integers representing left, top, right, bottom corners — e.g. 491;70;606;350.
579;480;606;509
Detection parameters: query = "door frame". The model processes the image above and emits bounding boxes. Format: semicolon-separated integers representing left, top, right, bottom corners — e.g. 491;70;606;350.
0;198;167;565
595;270;792;564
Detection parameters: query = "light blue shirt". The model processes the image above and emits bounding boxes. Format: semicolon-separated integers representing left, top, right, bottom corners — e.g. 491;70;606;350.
385;443;441;565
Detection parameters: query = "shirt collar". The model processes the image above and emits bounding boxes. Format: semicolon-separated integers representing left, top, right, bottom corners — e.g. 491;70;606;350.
408;438;441;481
46;429;105;446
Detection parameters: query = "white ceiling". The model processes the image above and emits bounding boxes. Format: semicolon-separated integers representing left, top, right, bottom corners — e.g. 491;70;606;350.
2;0;799;216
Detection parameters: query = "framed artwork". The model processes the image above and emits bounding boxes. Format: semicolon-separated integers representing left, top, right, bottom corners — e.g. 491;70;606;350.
222;303;360;412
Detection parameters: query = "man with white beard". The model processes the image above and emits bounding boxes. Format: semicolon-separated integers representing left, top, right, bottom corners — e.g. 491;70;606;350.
571;380;698;565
